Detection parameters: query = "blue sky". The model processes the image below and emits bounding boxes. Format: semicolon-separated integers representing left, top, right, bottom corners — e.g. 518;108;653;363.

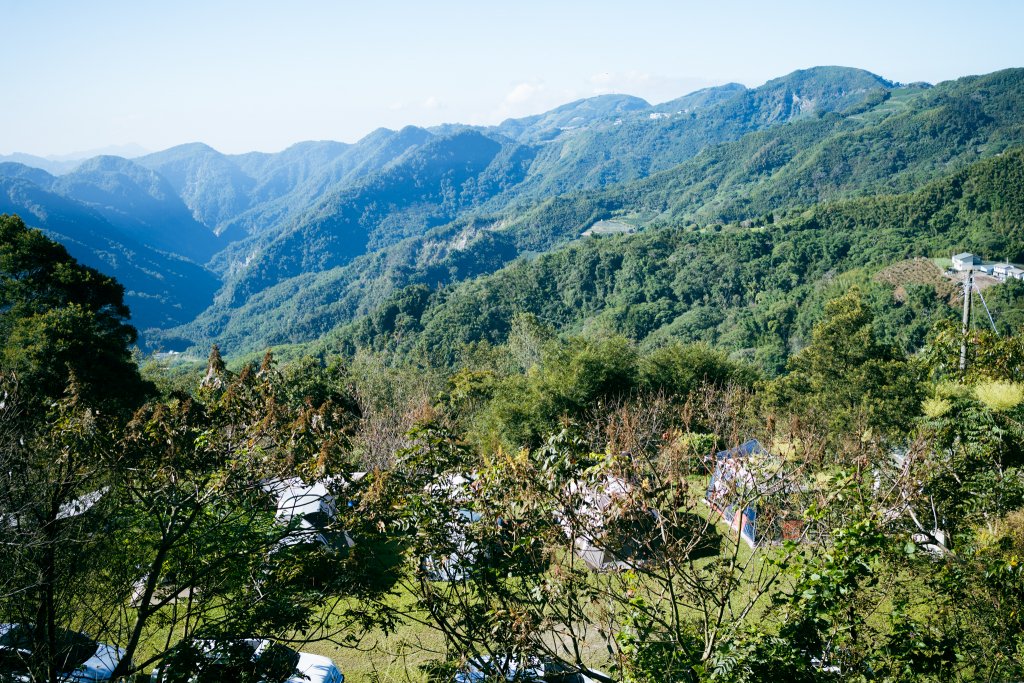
2;0;1022;156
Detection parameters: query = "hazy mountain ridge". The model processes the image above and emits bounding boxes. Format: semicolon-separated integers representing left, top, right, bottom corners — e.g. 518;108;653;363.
52;155;222;264
492;93;651;141
210;125;436;247
135;143;258;230
0;153;81;176
0;173;219;331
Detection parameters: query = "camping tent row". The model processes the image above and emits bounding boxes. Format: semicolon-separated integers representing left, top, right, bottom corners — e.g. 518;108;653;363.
419;471;651;577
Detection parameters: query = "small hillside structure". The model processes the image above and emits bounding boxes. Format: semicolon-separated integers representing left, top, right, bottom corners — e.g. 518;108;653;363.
950;252;1024;278
952;253;980;271
993;263;1024;281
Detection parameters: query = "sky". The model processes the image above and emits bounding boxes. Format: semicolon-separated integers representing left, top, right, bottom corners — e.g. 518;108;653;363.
2;0;1023;157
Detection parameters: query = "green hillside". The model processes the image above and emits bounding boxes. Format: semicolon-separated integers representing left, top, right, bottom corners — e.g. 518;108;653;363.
318;149;1024;372
161;69;1024;356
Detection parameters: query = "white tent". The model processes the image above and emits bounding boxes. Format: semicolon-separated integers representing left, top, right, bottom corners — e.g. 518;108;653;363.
560;475;655;571
265;475;362;550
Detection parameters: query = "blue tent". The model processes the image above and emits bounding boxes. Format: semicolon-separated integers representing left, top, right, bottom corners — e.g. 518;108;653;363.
705;439;769;547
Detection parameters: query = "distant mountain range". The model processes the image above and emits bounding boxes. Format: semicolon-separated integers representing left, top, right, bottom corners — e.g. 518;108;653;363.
2;65;1023;360
0;144;149;175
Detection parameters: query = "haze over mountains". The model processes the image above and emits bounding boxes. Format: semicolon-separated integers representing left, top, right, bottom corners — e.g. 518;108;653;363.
3;65;1023;358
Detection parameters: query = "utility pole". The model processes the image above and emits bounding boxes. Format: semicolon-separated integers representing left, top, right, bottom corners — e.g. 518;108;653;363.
959;269;973;372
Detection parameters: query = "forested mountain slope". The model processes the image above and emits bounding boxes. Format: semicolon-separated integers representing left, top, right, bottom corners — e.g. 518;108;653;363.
135;142;257;230
161;68;1024;356
211;67;898;299
609;68;1024;226
316;148;1024;372
215;130;525;306
0;173;219;330
211;126;434;244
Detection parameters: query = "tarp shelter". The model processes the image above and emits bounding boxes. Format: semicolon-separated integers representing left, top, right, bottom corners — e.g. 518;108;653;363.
264;476;361;550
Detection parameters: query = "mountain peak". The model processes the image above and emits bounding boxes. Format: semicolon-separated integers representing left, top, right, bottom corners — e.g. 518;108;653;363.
762;65;894;92
0;161;57;187
73;154;141;173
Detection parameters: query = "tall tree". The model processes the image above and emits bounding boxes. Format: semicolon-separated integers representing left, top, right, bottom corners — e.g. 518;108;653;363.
0;213;151;414
0;214;152;683
768;288;924;441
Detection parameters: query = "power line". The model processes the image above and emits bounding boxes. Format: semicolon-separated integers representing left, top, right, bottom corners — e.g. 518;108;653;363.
973;282;998;334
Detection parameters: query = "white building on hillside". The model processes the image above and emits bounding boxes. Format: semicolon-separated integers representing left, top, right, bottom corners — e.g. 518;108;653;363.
993;263;1024;281
952;253;980;271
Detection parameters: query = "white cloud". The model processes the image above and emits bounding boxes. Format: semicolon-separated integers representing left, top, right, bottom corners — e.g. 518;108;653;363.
505;82;544;105
483;80;581;123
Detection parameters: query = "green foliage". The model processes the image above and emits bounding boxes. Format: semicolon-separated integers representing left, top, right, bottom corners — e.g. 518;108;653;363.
640;343;758;396
615;600;702;683
478;335;641;449
0;213;152;414
767;288;926;438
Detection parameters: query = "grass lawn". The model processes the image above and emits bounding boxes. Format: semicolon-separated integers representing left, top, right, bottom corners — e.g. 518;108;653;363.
296;591;446;682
